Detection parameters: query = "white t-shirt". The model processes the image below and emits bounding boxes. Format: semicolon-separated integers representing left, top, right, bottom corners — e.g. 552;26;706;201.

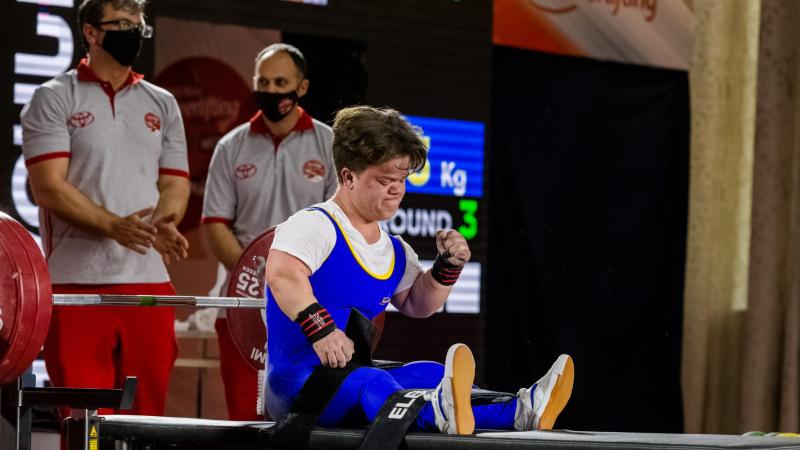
271;200;424;295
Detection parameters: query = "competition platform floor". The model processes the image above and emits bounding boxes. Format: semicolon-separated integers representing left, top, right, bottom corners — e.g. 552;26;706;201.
96;416;800;449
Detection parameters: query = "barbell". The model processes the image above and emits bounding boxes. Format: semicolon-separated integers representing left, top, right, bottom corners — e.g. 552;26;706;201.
53;294;264;308
0;211;270;385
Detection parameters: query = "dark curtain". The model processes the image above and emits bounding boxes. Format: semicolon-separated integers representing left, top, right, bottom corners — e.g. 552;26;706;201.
487;46;688;433
282;33;368;125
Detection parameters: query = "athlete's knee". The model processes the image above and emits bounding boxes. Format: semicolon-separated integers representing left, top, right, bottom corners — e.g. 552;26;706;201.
389;361;445;389
345;367;402;395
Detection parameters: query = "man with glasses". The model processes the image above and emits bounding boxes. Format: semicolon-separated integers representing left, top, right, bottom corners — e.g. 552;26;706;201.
20;0;189;416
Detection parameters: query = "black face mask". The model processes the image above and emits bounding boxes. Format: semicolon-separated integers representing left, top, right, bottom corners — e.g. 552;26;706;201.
253;91;299;123
101;29;142;67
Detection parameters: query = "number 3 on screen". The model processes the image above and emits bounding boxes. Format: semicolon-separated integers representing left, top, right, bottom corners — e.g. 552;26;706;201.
458;199;478;240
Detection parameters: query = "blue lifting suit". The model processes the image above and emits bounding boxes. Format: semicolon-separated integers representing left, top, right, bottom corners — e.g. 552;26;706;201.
264;207;518;431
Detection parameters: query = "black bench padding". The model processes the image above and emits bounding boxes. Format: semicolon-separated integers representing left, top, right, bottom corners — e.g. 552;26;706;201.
95;415;800;450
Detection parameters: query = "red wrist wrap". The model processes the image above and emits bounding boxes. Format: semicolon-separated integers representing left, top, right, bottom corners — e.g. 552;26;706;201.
431;252;463;286
295;303;336;343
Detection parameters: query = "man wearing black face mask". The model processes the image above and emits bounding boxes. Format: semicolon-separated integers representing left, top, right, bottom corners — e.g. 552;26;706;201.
202;43;337;420
20;0;189;417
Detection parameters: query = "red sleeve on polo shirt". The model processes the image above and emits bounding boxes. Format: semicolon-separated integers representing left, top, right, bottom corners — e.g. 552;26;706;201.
158;168;190;178
25;152;71;167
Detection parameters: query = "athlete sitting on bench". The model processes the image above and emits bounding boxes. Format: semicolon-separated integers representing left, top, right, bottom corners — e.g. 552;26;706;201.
265;105;574;434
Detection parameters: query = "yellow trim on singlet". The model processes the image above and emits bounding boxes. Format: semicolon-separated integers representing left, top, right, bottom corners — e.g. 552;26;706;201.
325;211;395;280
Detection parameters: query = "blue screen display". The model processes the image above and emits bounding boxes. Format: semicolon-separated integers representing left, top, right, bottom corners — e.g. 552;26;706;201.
404;115;485;198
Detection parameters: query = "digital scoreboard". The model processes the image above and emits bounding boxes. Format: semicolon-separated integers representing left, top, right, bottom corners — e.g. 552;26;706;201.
382;115;486;314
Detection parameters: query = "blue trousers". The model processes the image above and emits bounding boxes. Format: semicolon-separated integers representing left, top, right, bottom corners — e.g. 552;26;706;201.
266;361;518;431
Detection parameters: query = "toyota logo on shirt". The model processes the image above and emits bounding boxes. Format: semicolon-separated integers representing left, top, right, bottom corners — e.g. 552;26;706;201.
235;163;257;180
144;112;161;132
68;112;94;128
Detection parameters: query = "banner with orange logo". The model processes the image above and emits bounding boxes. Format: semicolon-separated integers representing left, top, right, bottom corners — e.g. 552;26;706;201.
493;0;693;70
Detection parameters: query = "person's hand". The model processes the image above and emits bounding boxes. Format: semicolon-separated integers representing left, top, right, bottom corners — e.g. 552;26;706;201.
151;212;189;265
110;208;158;254
312;329;354;368
435;229;471;267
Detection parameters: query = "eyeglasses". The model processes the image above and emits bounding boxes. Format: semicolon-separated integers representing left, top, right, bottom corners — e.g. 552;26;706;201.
92;19;153;38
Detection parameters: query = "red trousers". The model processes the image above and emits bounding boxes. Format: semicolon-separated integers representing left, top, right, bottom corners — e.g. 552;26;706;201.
215;317;262;420
44;283;177;416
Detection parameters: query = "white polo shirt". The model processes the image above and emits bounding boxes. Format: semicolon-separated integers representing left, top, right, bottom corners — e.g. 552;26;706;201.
201;108;338;248
20;59;189;284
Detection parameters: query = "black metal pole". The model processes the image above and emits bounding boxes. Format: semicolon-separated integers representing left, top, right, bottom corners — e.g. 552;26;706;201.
0;369;35;450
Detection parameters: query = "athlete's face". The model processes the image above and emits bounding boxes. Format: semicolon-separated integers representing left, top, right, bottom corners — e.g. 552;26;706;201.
345;156;410;222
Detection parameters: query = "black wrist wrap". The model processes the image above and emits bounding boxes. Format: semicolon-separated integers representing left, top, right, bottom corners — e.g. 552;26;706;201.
431;252;463;286
295;303;336;343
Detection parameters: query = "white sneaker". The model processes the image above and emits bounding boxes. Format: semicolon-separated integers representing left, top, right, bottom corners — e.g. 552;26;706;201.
514;354;574;431
429;343;475;434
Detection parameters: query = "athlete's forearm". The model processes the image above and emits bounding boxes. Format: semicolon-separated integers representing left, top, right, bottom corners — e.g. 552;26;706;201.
269;275;317;320
266;249;318;320
204;223;243;270
153;175;190;223
398;270;452;318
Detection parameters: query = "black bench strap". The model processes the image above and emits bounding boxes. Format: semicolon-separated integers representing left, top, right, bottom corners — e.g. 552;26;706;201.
359;389;431;450
272;308;377;448
271;364;359;448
